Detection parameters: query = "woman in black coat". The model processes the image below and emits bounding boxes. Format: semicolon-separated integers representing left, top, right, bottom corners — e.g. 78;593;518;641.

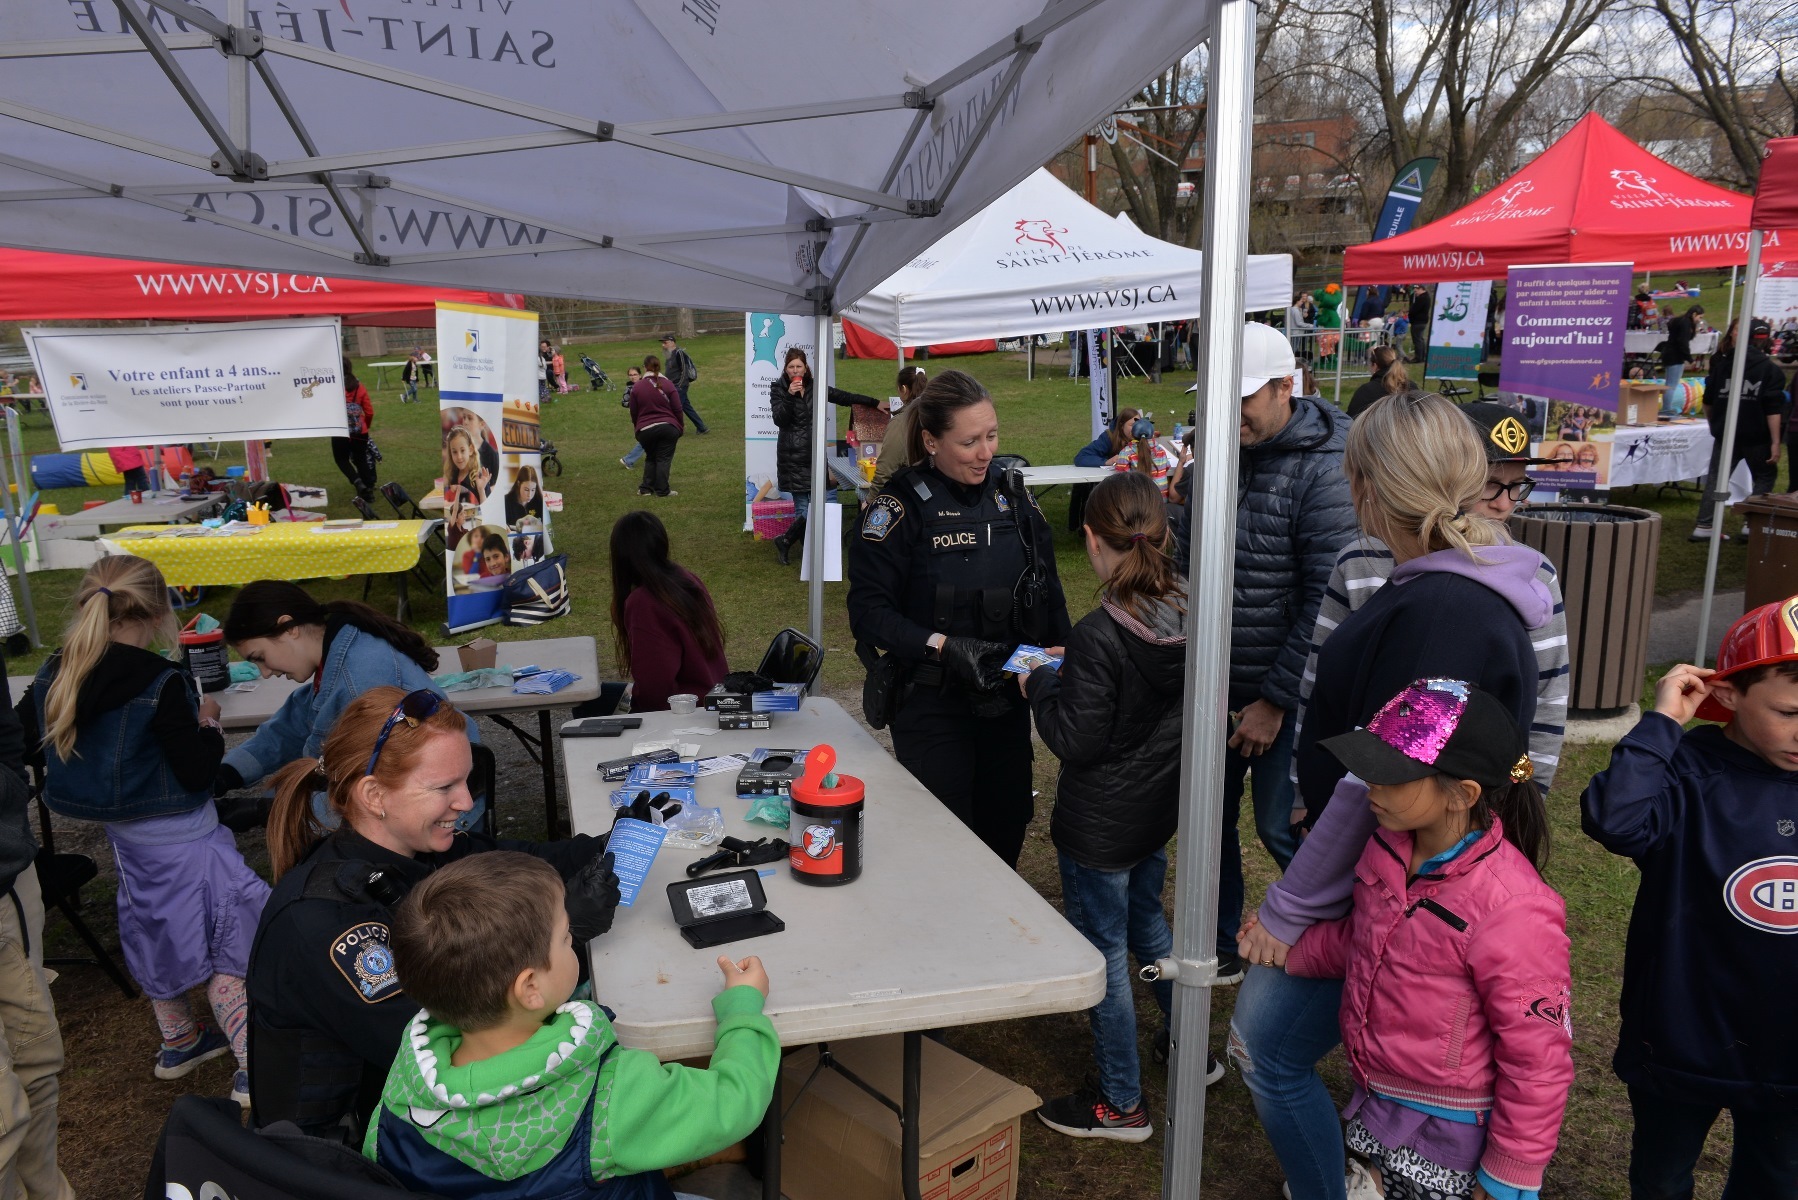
768;346;879;565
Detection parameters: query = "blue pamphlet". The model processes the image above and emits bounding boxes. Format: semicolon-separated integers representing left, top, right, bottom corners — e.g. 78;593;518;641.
1004;644;1063;674
606;817;667;907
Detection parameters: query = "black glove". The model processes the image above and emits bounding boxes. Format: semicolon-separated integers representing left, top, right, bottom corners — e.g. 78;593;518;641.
565;851;621;941
622;789;683;825
939;637;1012;694
211;763;245;798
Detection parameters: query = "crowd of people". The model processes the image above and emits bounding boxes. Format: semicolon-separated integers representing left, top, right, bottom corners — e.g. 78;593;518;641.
0;316;1789;1200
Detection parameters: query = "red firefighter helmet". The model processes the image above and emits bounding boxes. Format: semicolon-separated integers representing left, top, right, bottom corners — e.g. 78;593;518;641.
1698;594;1798;721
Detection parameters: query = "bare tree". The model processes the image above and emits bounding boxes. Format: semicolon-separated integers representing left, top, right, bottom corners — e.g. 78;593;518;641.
1633;0;1797;187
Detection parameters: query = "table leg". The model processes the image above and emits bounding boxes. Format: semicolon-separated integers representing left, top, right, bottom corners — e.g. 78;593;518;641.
394;571;410;623
538;709;562;839
903;1031;921;1200
760;1062;782;1200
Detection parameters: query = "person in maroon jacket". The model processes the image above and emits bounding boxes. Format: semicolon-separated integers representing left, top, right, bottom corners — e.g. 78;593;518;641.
608;510;727;712
334;359;377;500
627;355;685;497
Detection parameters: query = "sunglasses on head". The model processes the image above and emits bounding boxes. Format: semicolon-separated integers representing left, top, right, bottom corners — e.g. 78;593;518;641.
364;690;444;777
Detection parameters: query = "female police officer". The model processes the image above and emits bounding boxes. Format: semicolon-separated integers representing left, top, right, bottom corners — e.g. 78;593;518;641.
245;687;618;1138
848;370;1072;867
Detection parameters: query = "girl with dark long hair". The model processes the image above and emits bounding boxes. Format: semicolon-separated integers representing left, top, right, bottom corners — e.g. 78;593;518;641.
609;510;727;712
217;581;478;824
768;347;880;564
1023;472;1192;1140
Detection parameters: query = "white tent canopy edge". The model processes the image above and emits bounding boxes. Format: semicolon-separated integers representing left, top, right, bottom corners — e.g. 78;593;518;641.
845;168;1291;345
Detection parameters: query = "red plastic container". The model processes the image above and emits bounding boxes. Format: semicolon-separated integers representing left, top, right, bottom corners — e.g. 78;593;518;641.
788;743;863;886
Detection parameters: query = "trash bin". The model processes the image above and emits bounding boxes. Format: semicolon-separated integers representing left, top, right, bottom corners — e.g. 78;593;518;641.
1738;495;1798;612
1509;504;1661;715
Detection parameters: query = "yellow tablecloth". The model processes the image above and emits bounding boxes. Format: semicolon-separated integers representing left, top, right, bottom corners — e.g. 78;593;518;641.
101;520;436;587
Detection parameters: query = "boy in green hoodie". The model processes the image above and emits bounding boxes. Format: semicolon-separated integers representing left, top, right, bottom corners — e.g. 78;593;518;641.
363;851;777;1199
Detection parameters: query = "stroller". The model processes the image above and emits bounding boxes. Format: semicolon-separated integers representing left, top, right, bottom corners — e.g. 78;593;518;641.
580;354;610;391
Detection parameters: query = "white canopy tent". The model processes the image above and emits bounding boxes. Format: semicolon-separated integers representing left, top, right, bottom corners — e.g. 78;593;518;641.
0;2;1262;1192
844;168;1291;345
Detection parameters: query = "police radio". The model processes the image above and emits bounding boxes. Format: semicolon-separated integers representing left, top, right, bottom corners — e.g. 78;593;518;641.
1001;466;1054;643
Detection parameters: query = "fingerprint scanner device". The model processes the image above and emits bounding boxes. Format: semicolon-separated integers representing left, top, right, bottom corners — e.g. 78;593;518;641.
665;869;785;948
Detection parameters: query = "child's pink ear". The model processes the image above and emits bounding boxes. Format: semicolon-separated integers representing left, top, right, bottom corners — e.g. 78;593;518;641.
1710;678;1744;714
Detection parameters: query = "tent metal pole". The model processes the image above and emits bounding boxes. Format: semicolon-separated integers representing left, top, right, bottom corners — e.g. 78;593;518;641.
808;287;830;651
226;0;249;152
1723;265;1739;336
1;411;38;648
1156;1;1257;1194
1697;231;1762;665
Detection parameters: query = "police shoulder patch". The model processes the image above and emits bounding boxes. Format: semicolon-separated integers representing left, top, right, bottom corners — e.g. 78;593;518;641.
330;921;401;1003
862;494;905;541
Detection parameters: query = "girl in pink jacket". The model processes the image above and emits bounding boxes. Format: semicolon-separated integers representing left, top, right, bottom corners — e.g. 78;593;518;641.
1281;679;1571;1200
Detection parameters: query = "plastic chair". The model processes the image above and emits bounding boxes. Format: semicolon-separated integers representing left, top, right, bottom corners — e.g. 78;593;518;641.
756;627;825;692
36;849;134;999
378;482;447;556
1476;370;1501;400
145;1095;426;1200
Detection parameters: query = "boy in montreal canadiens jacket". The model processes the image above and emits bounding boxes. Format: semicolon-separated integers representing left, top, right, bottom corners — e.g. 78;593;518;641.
1283;679;1572;1200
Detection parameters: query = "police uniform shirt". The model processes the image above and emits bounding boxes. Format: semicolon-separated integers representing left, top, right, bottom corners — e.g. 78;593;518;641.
847;463;1071;661
248;825;603;1129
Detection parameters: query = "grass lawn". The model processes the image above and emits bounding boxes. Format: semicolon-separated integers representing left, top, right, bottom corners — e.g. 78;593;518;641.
15;330;1743;1197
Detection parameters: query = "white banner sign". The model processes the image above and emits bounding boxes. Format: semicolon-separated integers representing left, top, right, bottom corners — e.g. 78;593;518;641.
1088;328;1112;440
24;317;346;451
1758;260;1798;326
436;301;544;634
1425;279;1490;380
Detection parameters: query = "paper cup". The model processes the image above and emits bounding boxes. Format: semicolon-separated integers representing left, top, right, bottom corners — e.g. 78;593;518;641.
669;694;698;715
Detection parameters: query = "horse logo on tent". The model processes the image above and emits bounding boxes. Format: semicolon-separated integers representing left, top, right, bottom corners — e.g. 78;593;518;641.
1491;180;1535;211
1611;170;1664;200
1014;220;1070;254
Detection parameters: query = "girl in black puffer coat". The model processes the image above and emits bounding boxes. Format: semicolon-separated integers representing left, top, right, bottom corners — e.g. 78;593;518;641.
1024;470;1189;1142
768;347;879;564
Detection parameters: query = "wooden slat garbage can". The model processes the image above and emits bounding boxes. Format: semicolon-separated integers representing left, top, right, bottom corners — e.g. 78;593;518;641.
1510;504;1661;716
1737;495;1798;612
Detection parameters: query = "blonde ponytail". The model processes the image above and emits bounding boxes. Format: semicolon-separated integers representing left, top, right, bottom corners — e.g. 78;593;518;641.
43;556;175;761
1344;392;1508;561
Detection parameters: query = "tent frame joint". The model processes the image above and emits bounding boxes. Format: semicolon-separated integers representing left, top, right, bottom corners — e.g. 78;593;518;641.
596;122;616;142
353;251;392;268
218;24;264;60
907;198;942;217
903;89;934;111
212;149;267;181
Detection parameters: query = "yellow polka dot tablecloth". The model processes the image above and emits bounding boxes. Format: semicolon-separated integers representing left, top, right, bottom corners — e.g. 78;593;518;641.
98;521;437;587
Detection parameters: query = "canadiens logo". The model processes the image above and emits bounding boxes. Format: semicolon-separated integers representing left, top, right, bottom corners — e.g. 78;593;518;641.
802;824;837;859
1723;856;1798;933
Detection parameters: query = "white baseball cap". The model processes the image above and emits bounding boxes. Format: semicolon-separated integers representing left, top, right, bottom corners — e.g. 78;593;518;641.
1240;321;1298;397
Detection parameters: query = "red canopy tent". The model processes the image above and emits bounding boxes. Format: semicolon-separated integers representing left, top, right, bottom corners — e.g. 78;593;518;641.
840;318;996;360
1343;114;1794;285
0;247;520;326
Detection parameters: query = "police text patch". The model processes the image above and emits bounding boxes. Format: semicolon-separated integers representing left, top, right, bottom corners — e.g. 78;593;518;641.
862;494;905;541
330;922;401;1003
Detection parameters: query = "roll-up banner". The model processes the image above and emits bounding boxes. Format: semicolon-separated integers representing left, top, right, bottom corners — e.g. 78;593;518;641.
744;313;830;529
437;301;547;634
1425;280;1491;381
23;317;347;450
1503;262;1631;498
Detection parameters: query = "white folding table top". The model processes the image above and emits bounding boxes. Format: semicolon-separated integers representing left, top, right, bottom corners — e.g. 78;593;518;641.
8;635;600;729
568;697;1104;1061
47;494;217;533
1015;464;1115;488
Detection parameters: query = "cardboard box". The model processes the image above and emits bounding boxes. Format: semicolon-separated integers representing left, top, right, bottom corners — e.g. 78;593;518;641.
456;638;498;670
1618;381;1663;426
778;1036;1040;1200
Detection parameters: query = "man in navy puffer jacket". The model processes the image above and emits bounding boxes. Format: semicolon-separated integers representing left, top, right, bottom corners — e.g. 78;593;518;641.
1181;322;1356;975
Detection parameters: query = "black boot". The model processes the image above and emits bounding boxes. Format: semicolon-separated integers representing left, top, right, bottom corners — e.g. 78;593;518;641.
774;516;806;566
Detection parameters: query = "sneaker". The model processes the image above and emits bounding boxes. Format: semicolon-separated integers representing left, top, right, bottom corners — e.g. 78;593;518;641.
1214;952;1245;985
661;490;679;497
155;1025;230;1080
1149;1031;1226;1084
1689;527;1719;543
1035;1087;1153;1143
619;457;632;469
1206;1053;1226;1085
230;1069;249;1108
1283;1161;1381;1200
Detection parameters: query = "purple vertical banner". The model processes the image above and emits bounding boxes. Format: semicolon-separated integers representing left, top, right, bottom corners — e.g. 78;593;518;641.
1499;263;1631;408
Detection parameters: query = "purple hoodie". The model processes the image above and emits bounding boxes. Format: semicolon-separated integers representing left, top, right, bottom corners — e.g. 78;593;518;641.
1267;543;1552;944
